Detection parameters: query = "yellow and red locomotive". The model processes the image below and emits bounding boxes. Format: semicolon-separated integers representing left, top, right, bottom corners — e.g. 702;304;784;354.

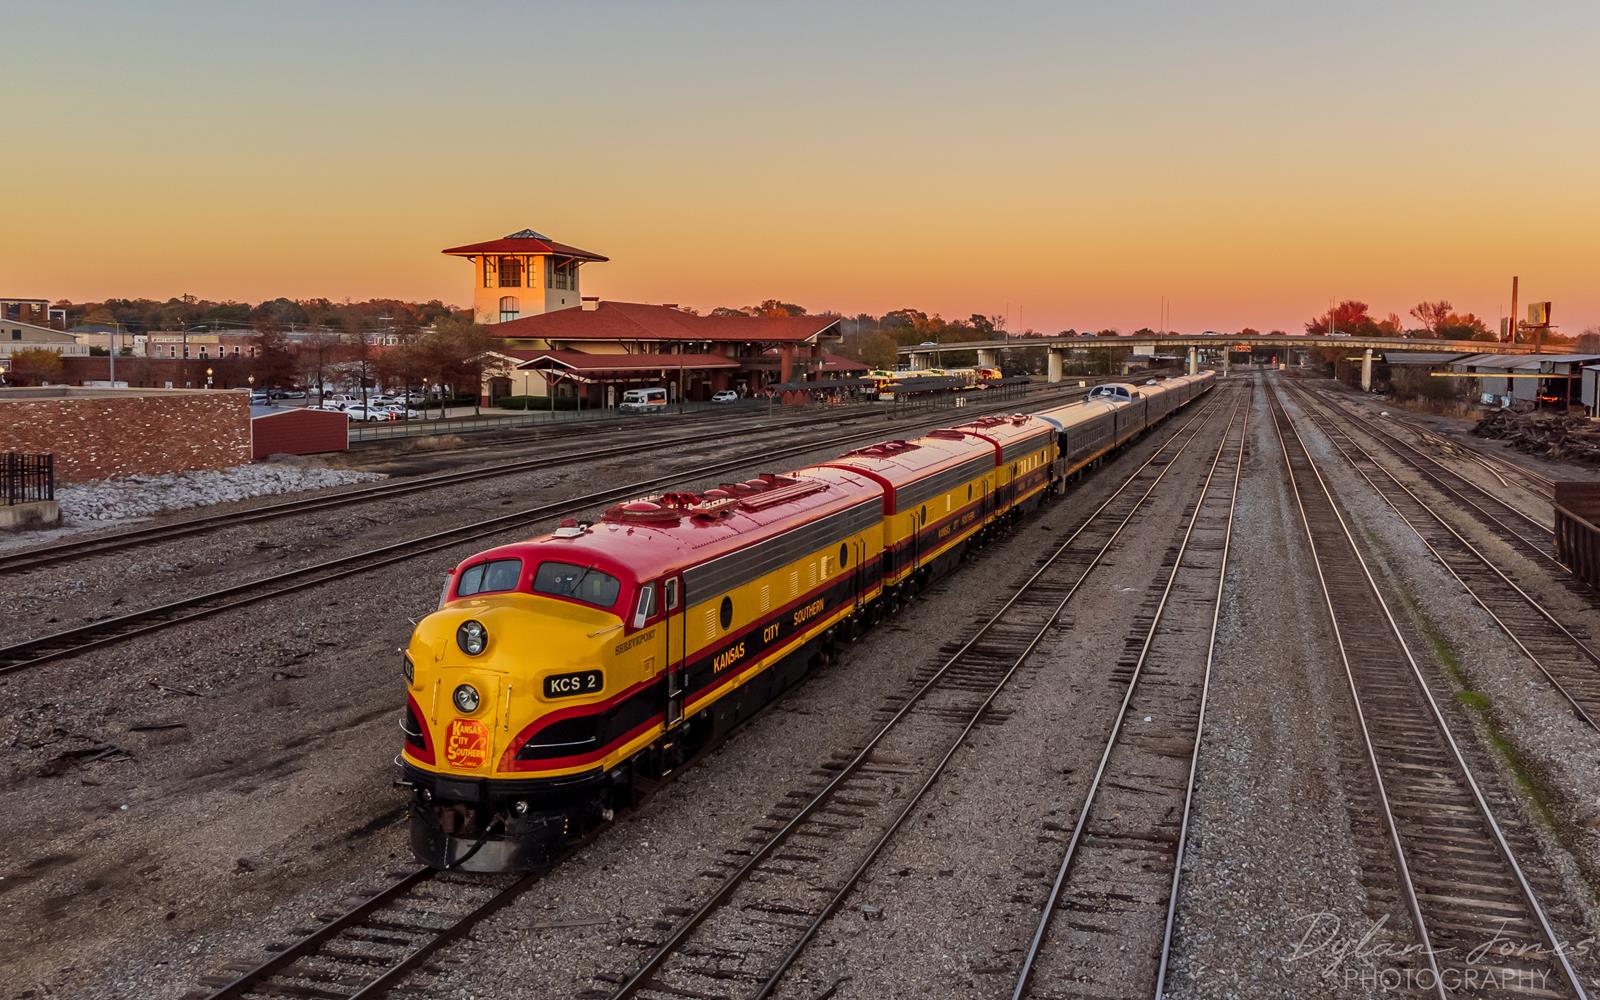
398;371;1214;870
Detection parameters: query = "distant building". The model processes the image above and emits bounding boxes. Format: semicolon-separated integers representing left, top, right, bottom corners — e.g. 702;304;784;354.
444;228;848;406
143;330;260;360
0;319;89;359
1;297;63;329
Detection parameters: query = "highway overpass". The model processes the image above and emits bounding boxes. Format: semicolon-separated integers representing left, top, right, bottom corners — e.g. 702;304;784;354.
898;333;1533;389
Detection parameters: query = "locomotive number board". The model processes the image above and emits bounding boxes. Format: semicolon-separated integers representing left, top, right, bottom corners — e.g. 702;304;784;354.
544;669;604;699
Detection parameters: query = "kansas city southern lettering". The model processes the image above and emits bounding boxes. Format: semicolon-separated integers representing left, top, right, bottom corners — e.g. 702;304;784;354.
445;718;490;770
792;599;826;626
713;642;746;673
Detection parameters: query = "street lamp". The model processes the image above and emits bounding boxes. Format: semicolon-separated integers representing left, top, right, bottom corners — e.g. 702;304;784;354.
205;366;214;389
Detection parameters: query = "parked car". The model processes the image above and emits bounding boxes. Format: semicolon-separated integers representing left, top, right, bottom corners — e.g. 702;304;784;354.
382;404;422;419
249;390;271;405
710;389;739;404
344;406;391;422
271;388;307;400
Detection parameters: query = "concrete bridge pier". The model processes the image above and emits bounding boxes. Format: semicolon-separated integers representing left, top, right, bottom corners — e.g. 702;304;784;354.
1047;348;1063;384
1187;346;1199;375
910;352;931;370
1222;349;1231;375
1360;348;1374;391
977;349;998;368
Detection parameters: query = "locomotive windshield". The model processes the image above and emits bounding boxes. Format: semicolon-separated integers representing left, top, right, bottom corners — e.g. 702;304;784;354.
456;558;523;597
533;561;622;608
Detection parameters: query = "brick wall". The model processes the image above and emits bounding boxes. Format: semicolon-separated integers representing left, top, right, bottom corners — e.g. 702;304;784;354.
0;388;250;484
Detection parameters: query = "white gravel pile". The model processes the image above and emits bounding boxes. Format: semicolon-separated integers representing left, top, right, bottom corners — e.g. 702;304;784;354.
57;464;386;521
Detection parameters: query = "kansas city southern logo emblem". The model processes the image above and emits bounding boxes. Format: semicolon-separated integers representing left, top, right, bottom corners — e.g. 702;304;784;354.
445;718;491;769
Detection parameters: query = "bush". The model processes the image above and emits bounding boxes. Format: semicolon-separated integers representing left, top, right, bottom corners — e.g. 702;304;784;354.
495;395;581;411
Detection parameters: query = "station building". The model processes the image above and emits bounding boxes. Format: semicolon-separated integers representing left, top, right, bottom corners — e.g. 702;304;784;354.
443;229;856;406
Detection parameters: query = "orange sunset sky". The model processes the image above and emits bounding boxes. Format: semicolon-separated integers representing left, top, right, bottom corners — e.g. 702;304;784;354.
5;2;1597;334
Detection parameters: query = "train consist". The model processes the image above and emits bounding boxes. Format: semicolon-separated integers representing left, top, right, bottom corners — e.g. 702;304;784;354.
398;371;1217;870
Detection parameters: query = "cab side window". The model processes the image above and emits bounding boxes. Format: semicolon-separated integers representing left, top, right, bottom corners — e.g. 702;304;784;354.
664;578;680;611
633;583;656;627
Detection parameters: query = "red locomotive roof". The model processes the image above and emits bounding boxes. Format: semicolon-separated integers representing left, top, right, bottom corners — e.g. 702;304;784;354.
947;413;1054;459
819;431;995;513
458;466;884;595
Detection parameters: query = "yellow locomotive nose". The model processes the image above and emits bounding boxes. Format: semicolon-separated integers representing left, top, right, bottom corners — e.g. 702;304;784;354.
401;593;619;777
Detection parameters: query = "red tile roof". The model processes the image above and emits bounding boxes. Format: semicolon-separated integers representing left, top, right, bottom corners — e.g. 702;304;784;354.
515;351;740;373
441;228;608;261
821;352;869;372
491;301;838;345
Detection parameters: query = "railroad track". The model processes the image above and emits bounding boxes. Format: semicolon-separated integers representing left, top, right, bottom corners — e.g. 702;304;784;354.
0;386;1074;576
1268;379;1589;999
1011;384;1248;999
589;389;1241;1000
188;388;1230;1000
194;865;541;1000
0;385;1093;677
1286;382;1600;734
1299;384;1559;554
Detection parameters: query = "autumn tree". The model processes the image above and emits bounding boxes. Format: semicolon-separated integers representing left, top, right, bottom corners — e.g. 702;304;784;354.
1305;300;1382;338
1410;300;1454;337
1574;327;1600;353
9;349;65;385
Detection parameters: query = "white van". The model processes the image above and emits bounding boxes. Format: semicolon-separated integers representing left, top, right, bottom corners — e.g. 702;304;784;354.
619;387;668;414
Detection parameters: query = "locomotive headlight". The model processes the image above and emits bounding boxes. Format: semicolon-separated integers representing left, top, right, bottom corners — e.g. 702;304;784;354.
457;620;488;656
453;683;481;713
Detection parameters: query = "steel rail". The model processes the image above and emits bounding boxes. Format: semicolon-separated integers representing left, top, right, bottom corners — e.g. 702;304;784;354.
1288;383;1600;734
0;387;1093;676
1303;385;1558;548
0;384;1088;576
201;866;436;999
1267;379;1586;1000
1012;388;1249;1000
605;389;1232;1000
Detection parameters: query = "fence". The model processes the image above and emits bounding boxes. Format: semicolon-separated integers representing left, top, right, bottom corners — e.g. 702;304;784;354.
2;452;54;505
1555;482;1600;591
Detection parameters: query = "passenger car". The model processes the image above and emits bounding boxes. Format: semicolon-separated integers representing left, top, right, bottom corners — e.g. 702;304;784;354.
711;390;739;404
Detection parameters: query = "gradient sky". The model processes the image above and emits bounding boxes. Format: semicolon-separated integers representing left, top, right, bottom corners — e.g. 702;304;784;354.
6;1;1597;334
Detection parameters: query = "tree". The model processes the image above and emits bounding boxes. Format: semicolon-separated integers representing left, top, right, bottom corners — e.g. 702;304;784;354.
9;349;65;385
297;329;345;398
1410;300;1454;338
252;322;299;388
415;316;495;416
1238;328;1260;337
1574;327;1600;354
708;307;748;318
856;332;899;369
751;299;806;318
1305;300;1382;338
1436;311;1493;341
